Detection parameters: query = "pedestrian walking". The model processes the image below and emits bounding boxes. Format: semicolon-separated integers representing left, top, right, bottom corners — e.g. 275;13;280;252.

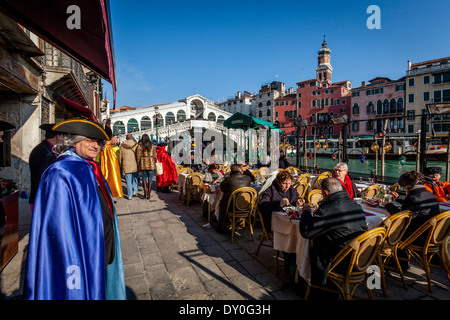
25;118;126;300
119;133;139;200
136;133;157;201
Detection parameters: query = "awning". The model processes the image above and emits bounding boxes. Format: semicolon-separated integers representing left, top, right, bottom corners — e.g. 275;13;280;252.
223;112;281;131
0;0;116;106
57;96;97;121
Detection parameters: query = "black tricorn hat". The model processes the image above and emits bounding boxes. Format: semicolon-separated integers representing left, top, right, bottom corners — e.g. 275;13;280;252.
52;119;111;141
103;123;113;140
0;120;15;131
424;166;442;176
39;123;59;132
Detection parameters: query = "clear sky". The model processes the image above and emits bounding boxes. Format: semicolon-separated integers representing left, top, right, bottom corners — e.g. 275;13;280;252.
102;0;450;108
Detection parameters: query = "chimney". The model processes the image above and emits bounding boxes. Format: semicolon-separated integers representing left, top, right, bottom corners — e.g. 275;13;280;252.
288;87;293;94
408;60;412;71
237;91;242;98
362;81;366;87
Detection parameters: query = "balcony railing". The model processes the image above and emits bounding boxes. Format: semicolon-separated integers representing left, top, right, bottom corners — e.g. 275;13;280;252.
43;43;90;102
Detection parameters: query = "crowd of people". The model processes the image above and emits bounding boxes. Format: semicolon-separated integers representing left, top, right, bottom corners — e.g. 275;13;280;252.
23;118;449;300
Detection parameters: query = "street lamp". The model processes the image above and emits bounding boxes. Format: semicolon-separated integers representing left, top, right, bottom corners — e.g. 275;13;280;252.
294;117;308;170
331;114;349;163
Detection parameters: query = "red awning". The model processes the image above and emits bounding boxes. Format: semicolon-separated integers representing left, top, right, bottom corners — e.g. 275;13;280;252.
57;96;97;122
0;0;116;106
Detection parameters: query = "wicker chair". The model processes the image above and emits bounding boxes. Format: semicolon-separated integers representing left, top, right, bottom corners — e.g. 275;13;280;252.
361;185;381;199
295;180;309;200
377;210;412;296
184;172;204;208
311;171;332;190
304;227;387;300
307;189;324;208
398;210;450;292
225;187;257;243
294;173;311;186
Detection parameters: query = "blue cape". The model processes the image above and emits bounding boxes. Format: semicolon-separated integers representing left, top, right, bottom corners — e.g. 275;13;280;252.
25;149;126;300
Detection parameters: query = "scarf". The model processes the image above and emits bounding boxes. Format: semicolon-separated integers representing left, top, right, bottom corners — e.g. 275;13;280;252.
86;159;114;219
339;174;354;199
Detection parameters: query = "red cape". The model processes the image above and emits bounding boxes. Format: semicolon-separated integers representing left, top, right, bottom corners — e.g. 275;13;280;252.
156;146;178;187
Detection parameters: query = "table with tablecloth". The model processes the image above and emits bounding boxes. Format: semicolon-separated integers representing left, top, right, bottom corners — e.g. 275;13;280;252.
271;202;391;285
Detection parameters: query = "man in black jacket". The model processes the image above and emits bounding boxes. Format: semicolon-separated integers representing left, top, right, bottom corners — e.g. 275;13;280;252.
216;164;251;233
300;177;368;287
28;124;62;210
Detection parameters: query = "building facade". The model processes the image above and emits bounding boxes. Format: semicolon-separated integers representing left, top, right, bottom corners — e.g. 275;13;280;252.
405;57;450;135
296;40;352;139
217;91;253;116
350;77;406;137
274;89;297;137
252;81;285;123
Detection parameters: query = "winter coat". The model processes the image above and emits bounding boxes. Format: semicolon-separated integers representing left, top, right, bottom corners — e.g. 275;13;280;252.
155;146;178;188
118;139;138;174
258;180;299;230
299;190;368;285
136;143;157;171
385;185;440;242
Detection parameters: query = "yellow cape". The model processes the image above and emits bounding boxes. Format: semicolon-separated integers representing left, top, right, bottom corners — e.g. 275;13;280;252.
100;143;124;198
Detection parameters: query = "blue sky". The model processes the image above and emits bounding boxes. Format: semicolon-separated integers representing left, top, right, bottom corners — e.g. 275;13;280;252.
103;0;450;108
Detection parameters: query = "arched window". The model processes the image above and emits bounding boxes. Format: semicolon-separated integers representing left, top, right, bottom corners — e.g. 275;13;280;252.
397;98;404;112
367;101;374;113
267;109;271;117
176;109;186;122
207;112;216;121
165;112;175;124
352;103;359;114
376;100;382;115
127;118;139;133
390;99;397;114
329;126;334;135
141;116;152;130
217;115;225;124
258;111;262;118
258;102;263;108
113;121;125;135
266;100;271;106
383;99;389;114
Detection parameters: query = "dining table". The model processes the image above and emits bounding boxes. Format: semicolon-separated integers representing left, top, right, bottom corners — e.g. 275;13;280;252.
271;199;392;285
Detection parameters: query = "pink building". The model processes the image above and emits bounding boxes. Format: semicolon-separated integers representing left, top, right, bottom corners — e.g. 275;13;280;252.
350;77;406;137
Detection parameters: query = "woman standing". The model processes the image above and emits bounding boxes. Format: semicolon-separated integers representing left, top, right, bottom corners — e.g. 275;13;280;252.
136;134;157;201
156;142;178;192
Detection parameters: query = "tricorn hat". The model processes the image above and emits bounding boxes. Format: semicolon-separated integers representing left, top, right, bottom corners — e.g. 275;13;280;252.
0;120;15;131
39;123;59;132
52;119;111;141
424;166;442;176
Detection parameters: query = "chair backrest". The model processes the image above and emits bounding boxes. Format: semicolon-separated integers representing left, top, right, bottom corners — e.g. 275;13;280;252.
307;189;324;207
226;187;257;216
380;210;412;247
259;167;269;177
295;173;311;185
400;211;450;249
295;180;309;200
176;165;184;174
223;166;231;173
311;171;332;189
443;236;450;268
180;167;193;174
186;173;204;190
361;185;381;199
330;227;387;274
388;183;400;193
286;167;300;175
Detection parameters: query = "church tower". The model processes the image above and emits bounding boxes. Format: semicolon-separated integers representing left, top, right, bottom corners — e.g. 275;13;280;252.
316;36;333;86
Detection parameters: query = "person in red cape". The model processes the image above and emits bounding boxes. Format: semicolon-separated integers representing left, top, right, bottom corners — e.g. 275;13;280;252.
156;142;178;193
333;162;360;199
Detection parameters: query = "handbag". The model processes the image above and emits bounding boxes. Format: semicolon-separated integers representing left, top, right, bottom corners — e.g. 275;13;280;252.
155;159;164;176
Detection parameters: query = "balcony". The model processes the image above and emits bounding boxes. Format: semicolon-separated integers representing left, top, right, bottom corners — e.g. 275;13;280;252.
406;63;450;77
43;43;90;105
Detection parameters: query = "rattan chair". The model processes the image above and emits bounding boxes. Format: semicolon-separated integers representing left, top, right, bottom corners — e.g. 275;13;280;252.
361;185;381;199
398;210;450;292
184;172;204;208
294;173;311;186
304;227;387;300
286;166;300;175
311;171;332;190
180;167;193;174
295;180;309;200
388;183;400;193
307;189;324;208
254;202;280;272
176;164;184;175
443;236;450;282
377;210;412;296
225;187;257;243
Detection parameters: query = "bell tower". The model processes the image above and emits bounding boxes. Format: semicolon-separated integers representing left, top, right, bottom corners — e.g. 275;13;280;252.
316;35;333;86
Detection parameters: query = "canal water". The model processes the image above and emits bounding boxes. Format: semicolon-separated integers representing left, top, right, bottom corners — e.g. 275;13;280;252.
288;154;448;183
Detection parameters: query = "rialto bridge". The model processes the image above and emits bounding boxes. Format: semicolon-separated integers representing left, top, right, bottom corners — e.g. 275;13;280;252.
108;94;233;142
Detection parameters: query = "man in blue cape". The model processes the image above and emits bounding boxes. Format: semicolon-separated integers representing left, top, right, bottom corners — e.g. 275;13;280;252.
25;119;126;300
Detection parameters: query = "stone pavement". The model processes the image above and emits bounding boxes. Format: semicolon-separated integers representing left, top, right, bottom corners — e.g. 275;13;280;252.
1;180;449;301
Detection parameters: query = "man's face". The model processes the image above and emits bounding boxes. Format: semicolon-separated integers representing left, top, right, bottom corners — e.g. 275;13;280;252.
74;138;103;160
334;166;347;180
